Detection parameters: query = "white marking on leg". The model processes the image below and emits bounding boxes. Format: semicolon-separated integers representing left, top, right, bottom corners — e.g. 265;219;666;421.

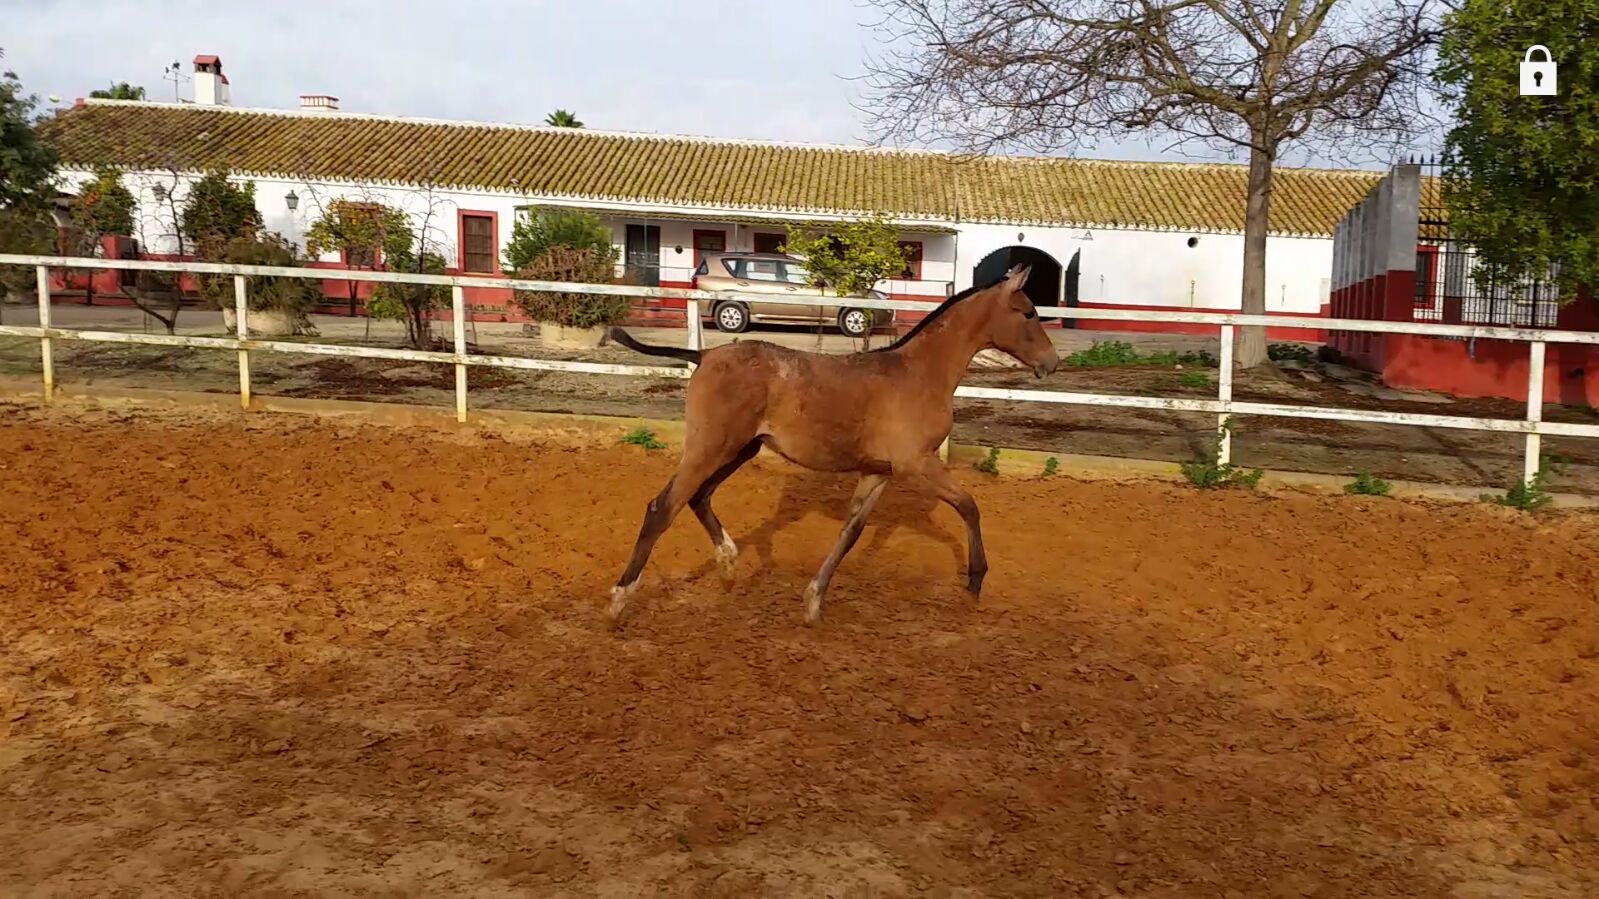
607;580;640;623
803;581;824;624
716;533;738;579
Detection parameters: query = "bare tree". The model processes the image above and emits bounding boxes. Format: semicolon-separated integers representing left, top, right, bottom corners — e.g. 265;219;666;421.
863;0;1441;368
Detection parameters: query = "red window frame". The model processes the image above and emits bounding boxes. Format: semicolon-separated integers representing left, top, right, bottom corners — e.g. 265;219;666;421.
458;209;500;274
898;240;924;280
1415;244;1439;307
693;229;727;268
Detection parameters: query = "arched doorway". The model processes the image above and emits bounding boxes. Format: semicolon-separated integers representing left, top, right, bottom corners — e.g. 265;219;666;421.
971;246;1074;327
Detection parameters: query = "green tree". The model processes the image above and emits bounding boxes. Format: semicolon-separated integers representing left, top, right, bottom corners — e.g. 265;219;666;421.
1436;0;1599;300
305;198;413;317
545;109;583;128
780;215;910;298
207;232;321;335
88;82;146;100
512;245;631;329
502;207;615;272
65;167;135;309
181;172;260;253
368;243;450;349
0;206;54;305
0;48;59;213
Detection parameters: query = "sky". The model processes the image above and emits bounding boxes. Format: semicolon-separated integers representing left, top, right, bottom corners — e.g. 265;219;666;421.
5;0;1434;168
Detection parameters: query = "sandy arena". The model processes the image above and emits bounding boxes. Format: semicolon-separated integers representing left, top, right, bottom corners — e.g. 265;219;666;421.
2;401;1597;898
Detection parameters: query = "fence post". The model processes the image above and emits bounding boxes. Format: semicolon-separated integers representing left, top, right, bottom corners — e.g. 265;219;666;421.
1216;324;1235;464
35;265;53;403
453;285;468;423
234;274;251;410
685;298;704;371
1524;339;1546;482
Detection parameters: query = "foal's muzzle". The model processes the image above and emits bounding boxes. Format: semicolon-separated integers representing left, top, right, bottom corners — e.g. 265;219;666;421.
1032;352;1060;379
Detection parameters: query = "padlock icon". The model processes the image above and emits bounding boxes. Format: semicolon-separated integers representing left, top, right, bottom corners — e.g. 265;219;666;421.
1520;45;1557;95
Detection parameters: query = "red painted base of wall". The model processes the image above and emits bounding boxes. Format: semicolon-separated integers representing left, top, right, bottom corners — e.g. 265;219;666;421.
1328;271;1599;403
1384;335;1599;405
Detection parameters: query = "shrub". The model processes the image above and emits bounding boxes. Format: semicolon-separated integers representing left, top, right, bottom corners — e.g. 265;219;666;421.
1344;470;1392;496
503;208;614;273
974;447;1000;474
513;246;631;329
1483;469;1554;512
1180;418;1263;490
620;427;666;450
1268;342;1315;363
199;233;321;316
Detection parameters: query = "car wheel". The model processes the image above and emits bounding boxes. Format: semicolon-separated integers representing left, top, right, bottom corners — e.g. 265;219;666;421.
714;302;750;333
838;308;872;338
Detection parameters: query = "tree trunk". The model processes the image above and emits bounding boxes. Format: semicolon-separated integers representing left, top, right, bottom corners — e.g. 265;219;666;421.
1236;139;1276;370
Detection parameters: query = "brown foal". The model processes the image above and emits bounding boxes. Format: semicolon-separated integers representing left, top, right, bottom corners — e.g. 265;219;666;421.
605;265;1059;625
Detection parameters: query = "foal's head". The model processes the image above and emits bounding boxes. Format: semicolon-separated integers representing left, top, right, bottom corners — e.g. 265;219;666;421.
981;265;1060;378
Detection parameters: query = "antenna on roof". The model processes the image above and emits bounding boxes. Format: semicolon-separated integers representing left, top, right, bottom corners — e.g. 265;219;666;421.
162;60;188;102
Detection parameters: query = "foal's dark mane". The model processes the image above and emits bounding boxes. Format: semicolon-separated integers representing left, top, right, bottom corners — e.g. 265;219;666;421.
870;276;1006;353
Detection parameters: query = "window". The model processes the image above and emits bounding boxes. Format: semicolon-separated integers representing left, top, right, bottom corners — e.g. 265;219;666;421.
753;232;785;254
720;258;739;277
693;229;726;267
745;259;780;281
778;261;813;285
898;241;923;280
461;213;497;273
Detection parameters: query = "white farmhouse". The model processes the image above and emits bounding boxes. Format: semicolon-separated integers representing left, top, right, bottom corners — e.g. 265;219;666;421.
39;54;1384;337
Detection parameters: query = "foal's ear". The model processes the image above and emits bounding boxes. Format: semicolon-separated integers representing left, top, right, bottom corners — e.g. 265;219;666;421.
1004;264;1032;291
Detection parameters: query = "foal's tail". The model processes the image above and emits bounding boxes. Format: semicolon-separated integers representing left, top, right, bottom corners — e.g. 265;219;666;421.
608;327;702;365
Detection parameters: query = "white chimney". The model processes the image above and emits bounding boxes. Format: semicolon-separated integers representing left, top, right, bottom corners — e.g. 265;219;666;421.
192;54;230;106
299;95;340;113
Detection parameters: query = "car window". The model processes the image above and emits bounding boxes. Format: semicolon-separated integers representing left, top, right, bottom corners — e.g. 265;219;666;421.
745;259;781;281
778;262;813;286
719;258;739;277
695;259;708;277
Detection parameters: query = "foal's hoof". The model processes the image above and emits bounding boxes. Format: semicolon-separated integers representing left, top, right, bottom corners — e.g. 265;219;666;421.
715;535;739;584
606;583;638;629
803;582;824;625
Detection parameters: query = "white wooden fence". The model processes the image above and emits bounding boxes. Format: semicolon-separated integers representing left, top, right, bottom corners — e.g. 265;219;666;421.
4;254;1599;483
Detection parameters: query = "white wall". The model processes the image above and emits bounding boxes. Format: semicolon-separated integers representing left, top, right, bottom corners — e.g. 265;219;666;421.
69;168;1330;313
953;223;1333;313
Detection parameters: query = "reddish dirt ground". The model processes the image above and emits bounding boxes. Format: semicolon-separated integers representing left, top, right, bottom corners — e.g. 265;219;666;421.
2;402;1598;898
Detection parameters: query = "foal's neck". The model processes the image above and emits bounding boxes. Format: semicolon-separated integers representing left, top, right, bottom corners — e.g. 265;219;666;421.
894;299;991;394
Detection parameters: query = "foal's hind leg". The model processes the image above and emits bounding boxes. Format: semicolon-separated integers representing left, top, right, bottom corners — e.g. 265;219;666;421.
913;457;988;596
804;473;889;623
607;450;731;626
690;438;761;583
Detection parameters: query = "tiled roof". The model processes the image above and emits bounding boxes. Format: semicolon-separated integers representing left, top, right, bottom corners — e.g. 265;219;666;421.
39;100;1389;237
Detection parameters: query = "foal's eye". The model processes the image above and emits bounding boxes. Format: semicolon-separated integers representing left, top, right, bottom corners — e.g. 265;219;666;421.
1023;310;1037;319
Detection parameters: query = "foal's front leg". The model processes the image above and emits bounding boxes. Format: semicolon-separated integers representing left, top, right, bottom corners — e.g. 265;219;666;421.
608;452;725;626
804;473;890;623
913;457;988;596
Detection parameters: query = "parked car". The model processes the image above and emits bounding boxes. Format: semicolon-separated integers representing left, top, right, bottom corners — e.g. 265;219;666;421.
692;251;893;337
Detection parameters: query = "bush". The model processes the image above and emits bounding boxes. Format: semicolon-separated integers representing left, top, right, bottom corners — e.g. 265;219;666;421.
1344;470;1392;496
0;206;54;299
198;233;320;315
1268;342;1315;363
503;208;614;273
513;246;632;328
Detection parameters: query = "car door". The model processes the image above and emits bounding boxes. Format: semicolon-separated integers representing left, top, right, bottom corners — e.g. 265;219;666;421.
739;257;811;321
777;259;828;322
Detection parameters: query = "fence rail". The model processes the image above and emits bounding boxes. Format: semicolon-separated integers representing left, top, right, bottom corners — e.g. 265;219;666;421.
5;253;1598;483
